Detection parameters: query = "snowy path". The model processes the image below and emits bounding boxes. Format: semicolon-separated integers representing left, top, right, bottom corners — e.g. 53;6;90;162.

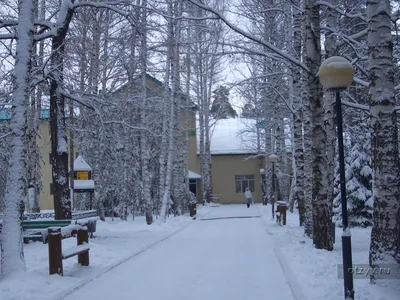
62;205;296;300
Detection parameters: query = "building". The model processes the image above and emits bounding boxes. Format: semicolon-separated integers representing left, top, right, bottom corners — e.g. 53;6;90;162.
198;118;292;204
112;74;202;202
0;109;75;210
0;74;202;212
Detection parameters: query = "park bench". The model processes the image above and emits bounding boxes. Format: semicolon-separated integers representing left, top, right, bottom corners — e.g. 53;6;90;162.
22;217;99;243
47;220;90;275
22;220;73;243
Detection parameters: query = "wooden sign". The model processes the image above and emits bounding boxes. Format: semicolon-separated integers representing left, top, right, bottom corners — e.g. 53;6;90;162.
75;171;89;180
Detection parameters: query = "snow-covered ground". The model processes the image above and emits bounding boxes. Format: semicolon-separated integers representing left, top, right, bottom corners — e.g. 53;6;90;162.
0;205;212;300
257;204;400;300
0;204;398;300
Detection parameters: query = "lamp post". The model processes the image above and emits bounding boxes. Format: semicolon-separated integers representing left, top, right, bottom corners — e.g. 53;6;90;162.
260;168;266;205
318;56;355;300
269;154;278;219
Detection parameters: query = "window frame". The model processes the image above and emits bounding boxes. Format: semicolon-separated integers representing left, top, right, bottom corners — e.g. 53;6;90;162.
235;174;255;193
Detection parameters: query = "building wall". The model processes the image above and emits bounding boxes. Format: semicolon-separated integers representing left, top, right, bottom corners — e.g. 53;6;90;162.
37;121;77;210
37;121;52;209
186;111;200;174
184;111;202;203
38;109;200;210
211;154;263;204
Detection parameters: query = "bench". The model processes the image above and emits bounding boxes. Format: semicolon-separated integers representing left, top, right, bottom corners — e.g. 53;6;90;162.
211;194;221;203
48;221;90;276
22;220;73;243
22;217;99;243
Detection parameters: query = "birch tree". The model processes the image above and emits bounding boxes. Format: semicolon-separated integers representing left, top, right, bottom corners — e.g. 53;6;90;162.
368;0;400;271
139;0;154;224
160;0;182;221
0;0;34;278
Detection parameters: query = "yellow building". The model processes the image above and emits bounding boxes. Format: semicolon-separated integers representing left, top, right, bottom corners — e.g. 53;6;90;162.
37;74;202;210
198;118;292;204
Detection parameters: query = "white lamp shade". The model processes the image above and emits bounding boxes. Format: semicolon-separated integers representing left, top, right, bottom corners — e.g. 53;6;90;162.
318;56;354;89
269;153;278;162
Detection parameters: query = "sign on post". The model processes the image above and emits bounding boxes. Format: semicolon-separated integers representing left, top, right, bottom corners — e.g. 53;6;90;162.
75;171;89;180
73;156;95;193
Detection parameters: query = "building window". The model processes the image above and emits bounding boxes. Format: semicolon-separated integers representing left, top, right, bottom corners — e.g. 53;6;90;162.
235;175;255;193
189;179;197;196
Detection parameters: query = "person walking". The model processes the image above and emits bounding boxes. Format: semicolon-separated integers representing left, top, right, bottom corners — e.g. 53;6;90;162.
244;188;252;208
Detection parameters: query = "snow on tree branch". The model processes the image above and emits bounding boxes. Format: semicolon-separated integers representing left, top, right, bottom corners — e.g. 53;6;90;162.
186;0;310;73
317;1;367;22
59;89;95;110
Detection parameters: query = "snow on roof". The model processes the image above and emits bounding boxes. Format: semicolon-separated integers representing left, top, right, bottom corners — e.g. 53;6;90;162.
188;170;201;179
197;118;291;155
74;180;95;190
74;155;92;171
197;118;260;155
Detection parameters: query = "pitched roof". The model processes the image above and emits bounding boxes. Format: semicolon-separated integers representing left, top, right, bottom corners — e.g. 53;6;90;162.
197;118;291;155
74;155;92;171
113;73;197;111
196;118;260;155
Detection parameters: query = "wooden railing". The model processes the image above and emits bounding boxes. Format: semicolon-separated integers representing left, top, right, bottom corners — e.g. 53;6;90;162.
211;194;222;203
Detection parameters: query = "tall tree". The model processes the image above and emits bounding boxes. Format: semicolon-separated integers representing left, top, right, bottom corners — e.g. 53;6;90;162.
0;0;35;278
304;0;333;250
160;0;183;221
49;1;75;220
368;0;400;273
210;85;237;119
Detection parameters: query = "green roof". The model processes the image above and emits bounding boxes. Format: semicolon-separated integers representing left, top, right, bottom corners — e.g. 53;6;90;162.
0;108;51;121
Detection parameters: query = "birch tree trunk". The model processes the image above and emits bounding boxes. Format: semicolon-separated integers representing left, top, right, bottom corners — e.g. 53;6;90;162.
26;0;40;213
287;0;306;223
160;0;181;222
159;6;173;210
31;0;46;213
0;0;34;278
139;0;153;225
304;0;333;250
183;17;192;205
301;0;313;237
368;0;400;269
172;1;185;213
323;2;338;225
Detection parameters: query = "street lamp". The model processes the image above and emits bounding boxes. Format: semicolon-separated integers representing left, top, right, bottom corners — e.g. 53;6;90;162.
318;56;355;300
260;168;266;205
269;153;278;219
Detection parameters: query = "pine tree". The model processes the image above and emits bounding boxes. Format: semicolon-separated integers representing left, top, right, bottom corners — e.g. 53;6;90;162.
210;85;237;119
241;103;257;118
333;133;373;227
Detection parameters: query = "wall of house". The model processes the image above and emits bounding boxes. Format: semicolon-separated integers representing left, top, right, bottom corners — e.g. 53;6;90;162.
185;111;200;174
184;111;202;203
37;120;78;210
211;154;263;204
37;120;52;210
38;109;201;210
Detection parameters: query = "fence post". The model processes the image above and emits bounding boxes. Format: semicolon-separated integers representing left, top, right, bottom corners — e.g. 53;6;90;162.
48;227;63;275
77;223;89;266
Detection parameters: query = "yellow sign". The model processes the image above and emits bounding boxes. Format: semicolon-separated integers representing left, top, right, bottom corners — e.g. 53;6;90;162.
76;171;89;180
